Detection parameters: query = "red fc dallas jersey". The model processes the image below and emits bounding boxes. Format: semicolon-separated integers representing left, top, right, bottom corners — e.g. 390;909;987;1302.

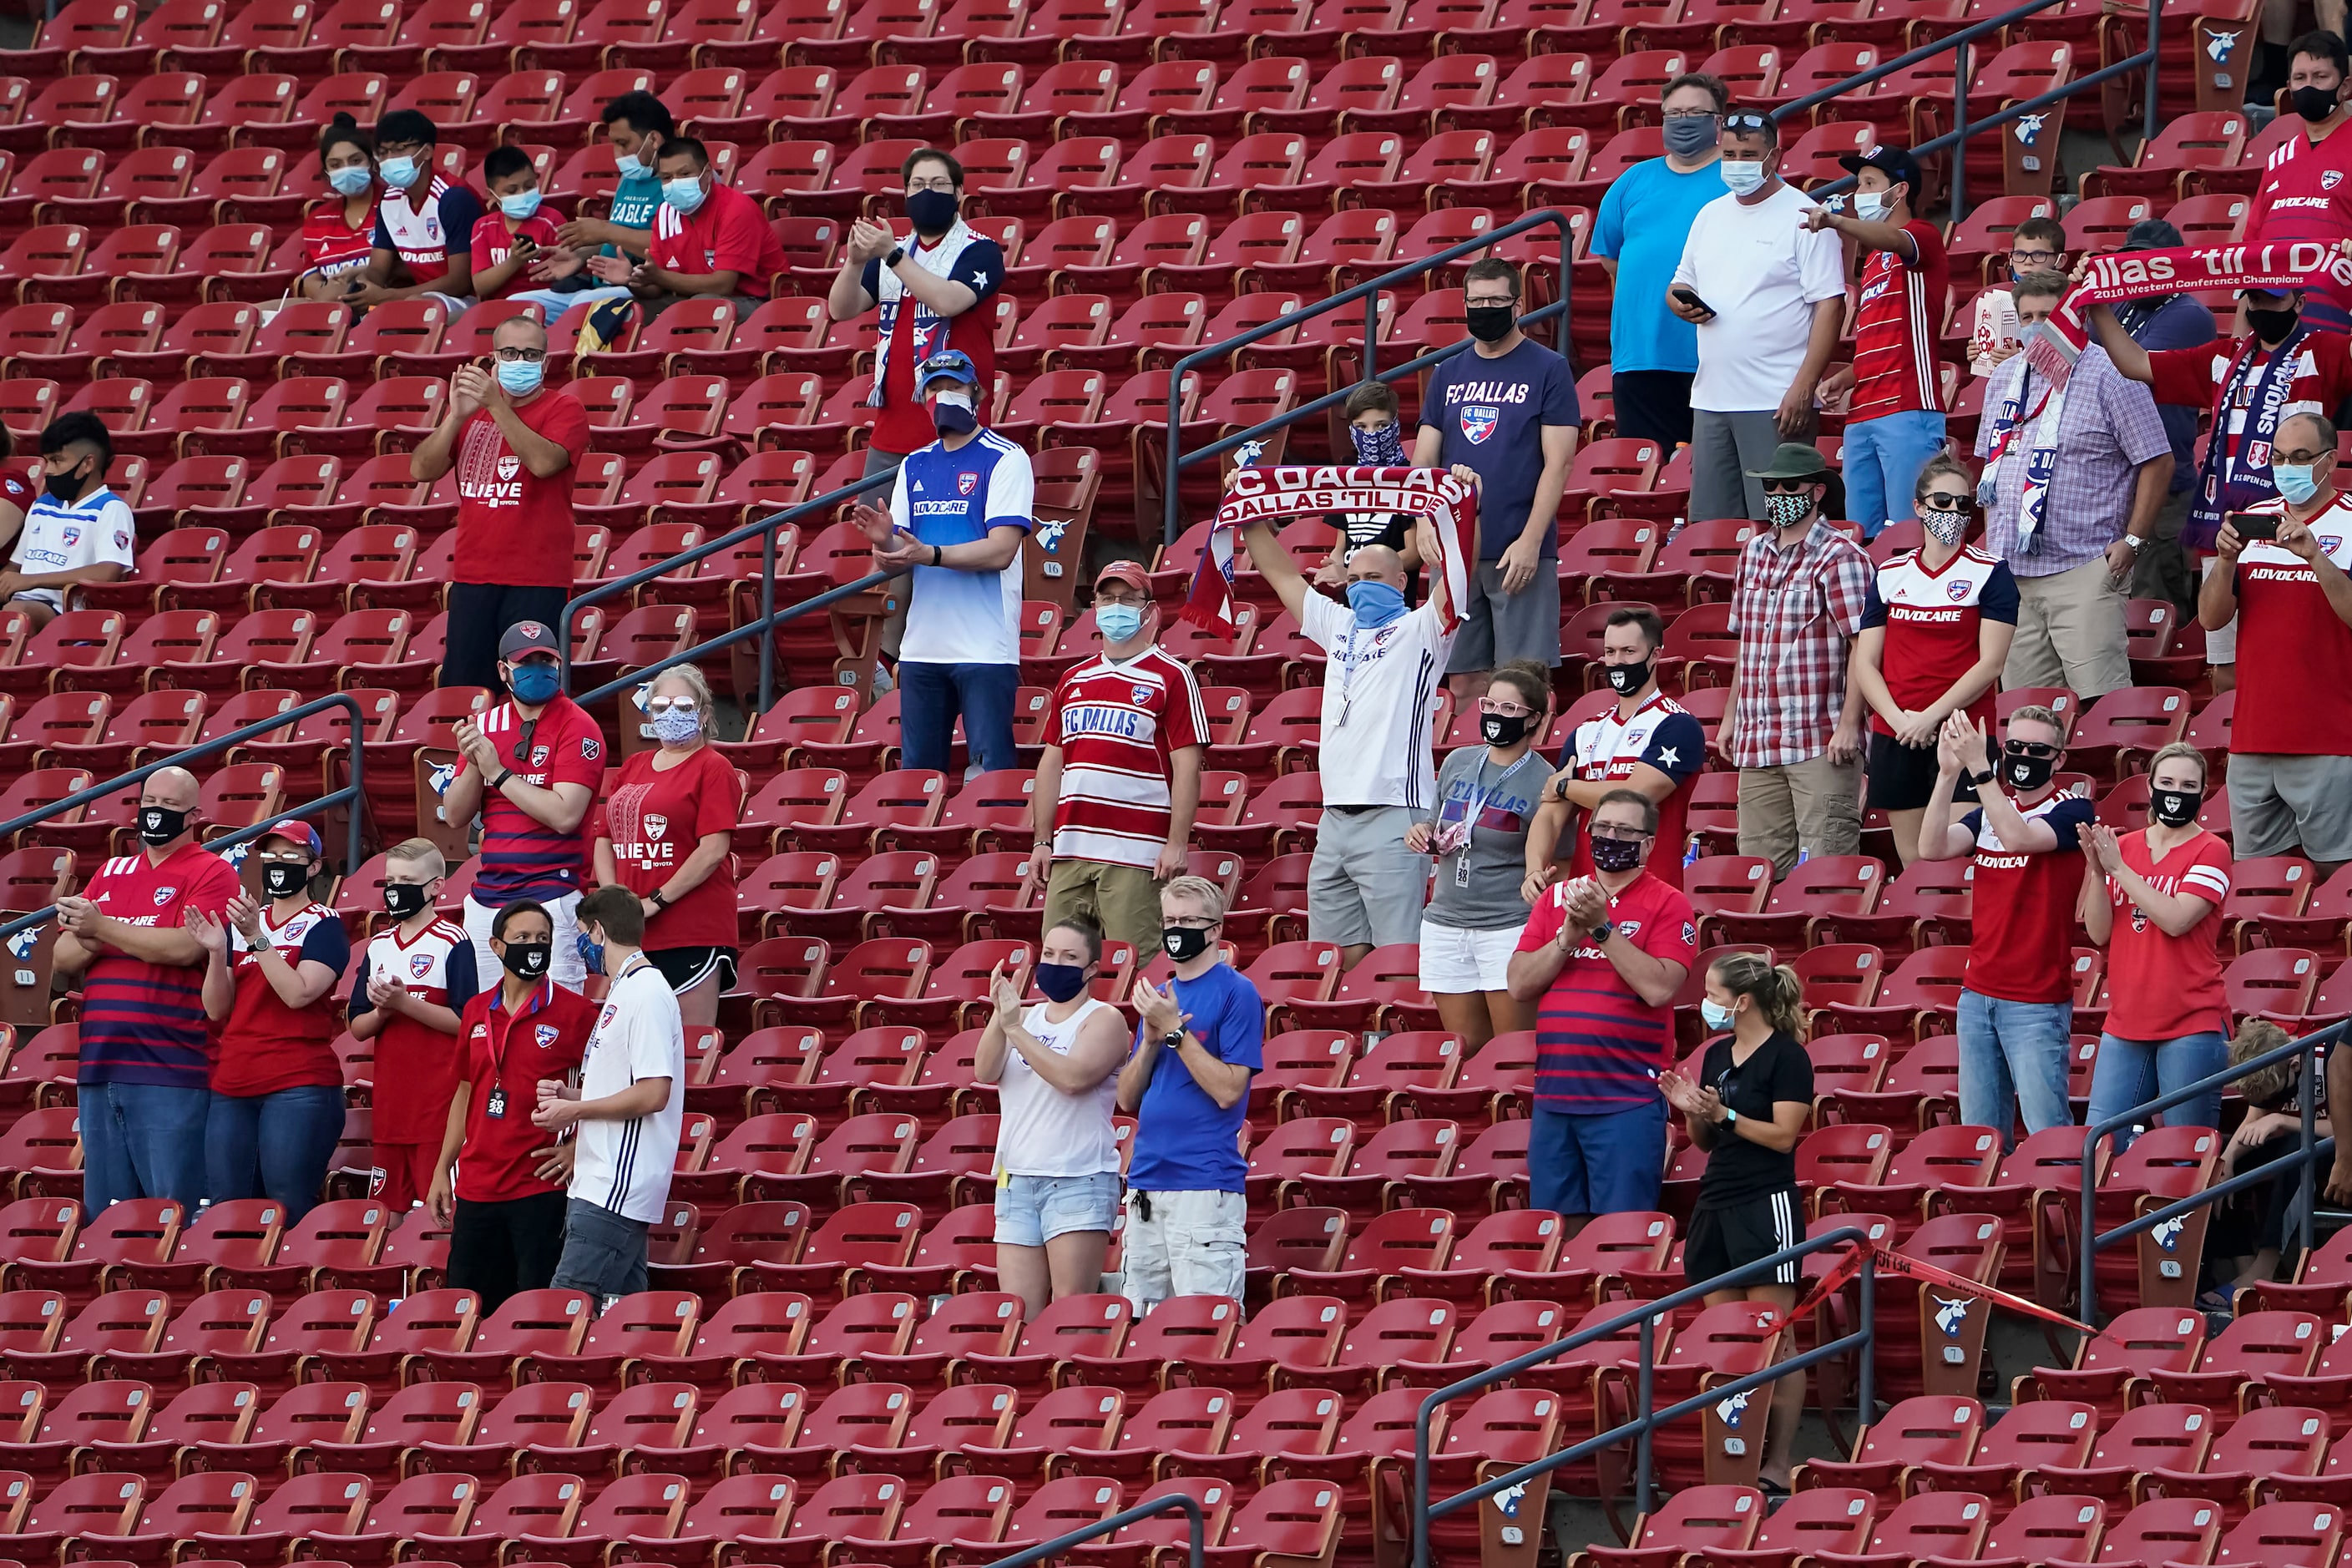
1849;220;1950;420
458;693;604;903
2146;331;2352;469
1860;544;2021;734
2233;491;2352;755
1959;790;2096;1004
357;918;478;1145
1044;648;1210;870
2251;119;2352;320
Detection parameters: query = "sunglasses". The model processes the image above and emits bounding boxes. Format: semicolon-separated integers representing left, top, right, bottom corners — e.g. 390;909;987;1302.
1760;478;1817;493
1722;112;1770;131
1920;492;1971;510
2004;741;2060;760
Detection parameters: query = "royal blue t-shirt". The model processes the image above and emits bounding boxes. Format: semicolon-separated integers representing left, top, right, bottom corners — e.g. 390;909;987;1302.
1420;337;1581;559
1592;156;1730;375
1125;963;1265;1195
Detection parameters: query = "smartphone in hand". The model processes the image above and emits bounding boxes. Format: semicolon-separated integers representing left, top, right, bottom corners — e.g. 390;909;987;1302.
1672;285;1715;318
2228;510;2280;542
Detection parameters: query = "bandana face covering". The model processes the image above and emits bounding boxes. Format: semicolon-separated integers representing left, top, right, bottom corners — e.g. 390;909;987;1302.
1349;420;1406;467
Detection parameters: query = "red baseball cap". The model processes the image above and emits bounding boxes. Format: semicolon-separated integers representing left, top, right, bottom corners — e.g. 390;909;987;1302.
1095;560;1151;594
260;817;321;856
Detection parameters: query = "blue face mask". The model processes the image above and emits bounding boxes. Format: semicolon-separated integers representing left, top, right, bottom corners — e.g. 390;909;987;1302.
2275;463;2321;505
928;388;979;435
1700;999;1734;1031
1032;962;1090;1004
615;150;647;179
1095;603;1146;643
500;188;543;220
508;659;562;705
328;164;374;196
1347;579;1407;627
498;359;544;397
378;155;422;190
662;176;707;215
576;930;605;976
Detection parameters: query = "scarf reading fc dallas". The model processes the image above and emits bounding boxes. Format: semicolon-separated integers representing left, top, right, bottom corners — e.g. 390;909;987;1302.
1180;464;1479;639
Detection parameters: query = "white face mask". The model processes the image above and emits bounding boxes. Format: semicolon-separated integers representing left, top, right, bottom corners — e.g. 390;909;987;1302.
1855;190;1889;220
1721;158;1766;195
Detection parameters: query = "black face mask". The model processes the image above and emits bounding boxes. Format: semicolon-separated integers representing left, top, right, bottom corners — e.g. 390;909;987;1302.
2294;83;2342;122
382;882;431;920
2149;787;2202;828
1480;711;1529;746
1161;925;1211;964
260;862;309;899
906;189;959;235
139;806;189;847
2248;306;2301;345
43;464;88;503
2003;747;2057;792
499;940;551;980
1605;657;1653;697
1589;836;1644;873
1464;305;1515;344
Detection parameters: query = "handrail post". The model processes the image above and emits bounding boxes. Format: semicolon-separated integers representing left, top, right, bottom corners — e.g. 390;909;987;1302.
2080;1122;2107;1325
1635;1315;1656;1520
2301;1040;2319;1258
1363;290;1380;385
1411;1401;1432;1568
1557;220;1574;362
1950;45;1969;225
2144;0;2164;147
756;524;776;716
343;699;364;876
1859;1250;1876;1425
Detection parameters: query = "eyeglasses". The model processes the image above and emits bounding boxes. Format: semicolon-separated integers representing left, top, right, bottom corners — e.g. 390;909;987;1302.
1463;295;1515;310
1478;698;1535;716
1920;491;1971;510
2008;250;2059;266
1094;591;1149;608
2004;740;2060;760
1591;824;1654;842
1662;107;1719;119
2275;448;2333;465
493;347;548;363
1722;112;1770;131
1760;478;1817;493
1165;915;1221;930
906;175;959;192
375;140;426;159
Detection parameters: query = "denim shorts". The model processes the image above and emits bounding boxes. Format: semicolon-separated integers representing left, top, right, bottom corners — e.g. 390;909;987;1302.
994;1171;1121;1247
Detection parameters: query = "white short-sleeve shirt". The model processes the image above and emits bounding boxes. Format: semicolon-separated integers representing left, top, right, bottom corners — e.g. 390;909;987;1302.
1672;183;1849;413
1299;590;1453;811
569;958;686;1223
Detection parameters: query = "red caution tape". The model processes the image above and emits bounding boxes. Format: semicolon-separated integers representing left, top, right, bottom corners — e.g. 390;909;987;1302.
1756;1238;2095;1338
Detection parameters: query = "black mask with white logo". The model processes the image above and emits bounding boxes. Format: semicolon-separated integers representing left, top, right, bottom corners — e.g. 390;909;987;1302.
139;806;189;846
2294;83;2342;123
2149;787;2202;828
383;882;430;920
1605;657;1653;696
1480;711;1529;746
260;862;308;899
499;941;551;980
1161;925;1211;964
2003;748;2056;792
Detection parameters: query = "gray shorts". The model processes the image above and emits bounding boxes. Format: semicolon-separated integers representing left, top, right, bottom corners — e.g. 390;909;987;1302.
1307;805;1428;947
549;1197;650;1308
2228;752;2352;861
1446;559;1563;675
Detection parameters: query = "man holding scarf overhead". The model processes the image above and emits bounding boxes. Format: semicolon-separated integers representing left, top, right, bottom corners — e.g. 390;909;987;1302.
1972;271;2172;701
2083;271;2352;695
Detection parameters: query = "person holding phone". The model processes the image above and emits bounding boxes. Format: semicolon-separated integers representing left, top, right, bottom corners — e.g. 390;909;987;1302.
299;115;381;302
2199;410;2352;876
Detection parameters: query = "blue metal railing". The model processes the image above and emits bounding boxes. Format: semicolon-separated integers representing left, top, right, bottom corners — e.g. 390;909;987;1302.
0;691;371;943
1411;1225;1878;1568
981;1490;1206;1568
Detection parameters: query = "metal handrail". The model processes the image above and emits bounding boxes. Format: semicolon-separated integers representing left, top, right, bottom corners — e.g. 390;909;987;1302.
557;464;901;714
1411;1224;1877;1568
2078;1018;2347;1322
0;691;372;943
981;1492;1205;1568
1159;205;1582;547
572;565;890;712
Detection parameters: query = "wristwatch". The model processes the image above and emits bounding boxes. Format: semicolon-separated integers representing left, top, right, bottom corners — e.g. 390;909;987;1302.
885;245;906;269
1157;1029;1186;1051
1967;767;1997;788
2121;534;2145;551
648;889;670;911
1591;919;1616;943
1720;1107;1740;1127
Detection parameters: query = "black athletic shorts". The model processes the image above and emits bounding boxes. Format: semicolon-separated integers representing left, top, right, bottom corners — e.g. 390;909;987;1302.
1683;1189;1803;1289
646;945;737;994
1866;730;1975;812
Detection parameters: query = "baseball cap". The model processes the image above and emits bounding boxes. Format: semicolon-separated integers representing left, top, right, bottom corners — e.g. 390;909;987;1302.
1095;560;1151;594
1838;145;1923;194
500;620;561;660
260;817;321;856
914;349;979;392
2122;219;2185;251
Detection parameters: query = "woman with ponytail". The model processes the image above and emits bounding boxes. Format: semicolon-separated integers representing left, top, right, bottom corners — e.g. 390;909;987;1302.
299;114;381;301
1660;950;1815;1490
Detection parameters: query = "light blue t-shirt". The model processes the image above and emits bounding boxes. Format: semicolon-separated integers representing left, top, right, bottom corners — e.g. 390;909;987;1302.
606;171;663;255
1591;155;1730;375
1125;963;1264;1195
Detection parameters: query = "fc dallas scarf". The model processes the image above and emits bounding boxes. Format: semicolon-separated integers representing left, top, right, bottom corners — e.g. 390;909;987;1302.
1180;463;1479;638
2026;239;2352;387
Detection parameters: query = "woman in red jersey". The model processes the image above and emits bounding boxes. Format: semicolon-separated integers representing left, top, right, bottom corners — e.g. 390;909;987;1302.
299;115;382;303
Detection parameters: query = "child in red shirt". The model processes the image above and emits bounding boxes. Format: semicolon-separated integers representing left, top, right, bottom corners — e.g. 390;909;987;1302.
471;145;574;302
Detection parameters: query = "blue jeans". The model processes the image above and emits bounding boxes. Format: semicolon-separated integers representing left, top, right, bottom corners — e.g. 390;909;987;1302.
79;1080;209;1217
1842;408;1949;539
1528;1099;1667;1216
205;1084;348;1222
2084;1029;2228;1153
898;661;1019;774
1955;989;2074;1142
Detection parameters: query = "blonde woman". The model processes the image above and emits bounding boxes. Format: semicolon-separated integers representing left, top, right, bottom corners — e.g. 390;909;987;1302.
594;665;743;1027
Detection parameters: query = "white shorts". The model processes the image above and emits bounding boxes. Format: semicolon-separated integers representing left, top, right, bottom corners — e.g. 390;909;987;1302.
464;890;585;989
1120;1188;1245;1313
1418;919;1520;993
2202;554;2238;665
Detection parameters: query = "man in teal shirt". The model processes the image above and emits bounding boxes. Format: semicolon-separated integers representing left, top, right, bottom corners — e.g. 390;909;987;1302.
554;90;672;263
1591;72;1731;448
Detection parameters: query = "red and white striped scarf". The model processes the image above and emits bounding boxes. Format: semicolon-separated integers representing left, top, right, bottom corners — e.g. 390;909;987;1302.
2028;240;2352;388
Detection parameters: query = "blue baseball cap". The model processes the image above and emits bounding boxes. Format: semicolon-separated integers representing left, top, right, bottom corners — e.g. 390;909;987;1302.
914;349;979;392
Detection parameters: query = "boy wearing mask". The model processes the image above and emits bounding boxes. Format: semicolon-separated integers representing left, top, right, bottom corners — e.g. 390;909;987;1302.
348;839;478;1212
1315;381;1425;587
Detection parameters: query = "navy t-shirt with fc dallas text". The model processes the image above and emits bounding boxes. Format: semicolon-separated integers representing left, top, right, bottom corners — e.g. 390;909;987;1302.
1419;336;1581;559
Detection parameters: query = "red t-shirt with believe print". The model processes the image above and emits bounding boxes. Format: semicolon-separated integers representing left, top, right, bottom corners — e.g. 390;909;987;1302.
453;978;595;1204
601;744;745;950
451;388;590;590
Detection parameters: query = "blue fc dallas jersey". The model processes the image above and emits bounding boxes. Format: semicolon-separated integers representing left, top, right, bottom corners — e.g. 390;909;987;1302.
889;429;1034;666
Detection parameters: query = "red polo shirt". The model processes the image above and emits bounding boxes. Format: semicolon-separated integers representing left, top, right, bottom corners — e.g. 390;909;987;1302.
453;978;595;1204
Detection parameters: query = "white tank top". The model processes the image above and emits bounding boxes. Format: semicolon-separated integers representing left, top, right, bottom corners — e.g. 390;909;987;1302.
996;997;1122;1178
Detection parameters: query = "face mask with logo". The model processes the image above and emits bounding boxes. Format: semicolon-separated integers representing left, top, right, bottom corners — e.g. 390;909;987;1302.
1348;579;1408;627
508;660;562;706
499;189;543;220
2274;463;2321;506
576;930;605;976
1589;835;1644;873
1464;305;1515;343
1662;115;1717;158
1032;961;1090;1003
383;881;432;920
43;464;87;503
1699;999;1735;1031
261;862;309;899
2294;83;2342;122
497;359;544;397
2149;787;2202;828
139;806;189;847
1605;656;1653;696
906;188;959;235
1095;603;1146;644
929;387;978;435
1765;490;1814;529
649;706;702;745
661;176;707;215
378;155;422;190
1920;506;1970;545
328;164;374;196
500;940;551;979
2003;746;2057;792
1161;925;1211;964
1480;711;1529;746
1721;158;1766;195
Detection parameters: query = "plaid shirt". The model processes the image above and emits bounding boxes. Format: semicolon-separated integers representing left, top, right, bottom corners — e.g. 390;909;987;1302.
1727;520;1873;768
1974;343;2173;578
